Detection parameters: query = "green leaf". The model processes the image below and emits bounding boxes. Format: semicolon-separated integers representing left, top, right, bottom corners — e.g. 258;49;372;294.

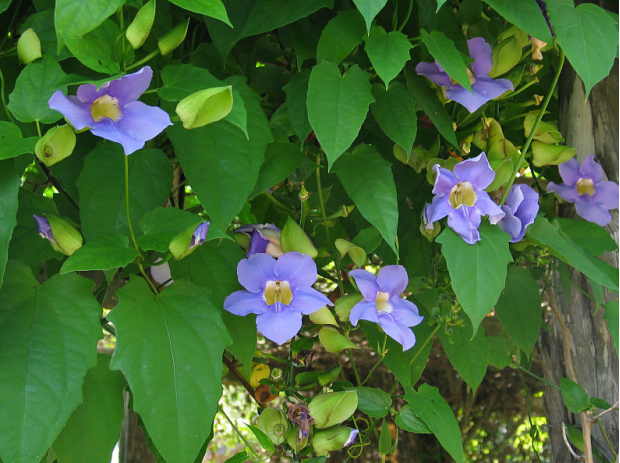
395;405;432;433
404;384;464;463
52;354;126;463
603;300;618;355
316;9;366;65
283;70;312;142
307;62;374;168
405;69;458;147
378;418;392;455
436;223;512;336
560;378;591;413
63;20;122;74
438;317;487;392
250;142;305;198
138;207;203;252
546;1;618;97
55;0;125;39
352;0;388;32
555;218;618;256
364;26;413;88
526;216;619;292
486;335;516;369
370;82;418;154
0;162;20;287
108;278;231;463
0;261;101;463
247;424;275;454
168;0;231;26
495;266;542;355
0;122;38;160
169;240;256;370
77;146;173;242
224;451;249;463
482;0;553;43
8;54;67;123
333;144;398;255
61;234;139;273
350;387;392;418
420;29;471;92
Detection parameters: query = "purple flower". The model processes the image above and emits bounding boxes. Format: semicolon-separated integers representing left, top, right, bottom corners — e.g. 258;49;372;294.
234;223;283;257
416;37;514;113
189;222;209;250
33;214;55;243
547;155;619;227
349;266;424;351
223;252;332;345
497;184;540;242
425;153;505;244
48;66;172;155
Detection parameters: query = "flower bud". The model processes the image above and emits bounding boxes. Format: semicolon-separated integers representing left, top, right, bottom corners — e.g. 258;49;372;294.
524;113;564;144
35;125;76;167
175;86;233;130
17;28;42;65
234;223;283;257
169;222;209;260
280;217;318;258
158;18;189;56
334;238;366;268
531;142;576;167
34;214;82;256
489;35;522;78
257;408;289;445
486;157;514;191
420;204;440;242
270;367;284;381
308;391;358;429
334;294;363;322
393;145;429;173
126;0;156;49
313;427;359;456
286;426;309;452
309;306;338;326
318;326;358;354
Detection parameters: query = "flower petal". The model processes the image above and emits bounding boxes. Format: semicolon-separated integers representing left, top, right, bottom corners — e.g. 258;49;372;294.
468;37;493;76
291;286;332;315
497;206;523;242
377;314;417;351
453;153;496;190
557;157;581;185
349;300;380;325
447;207;481;244
377;265;408;296
432;164;458;195
547;181;580;203
116;101;172;143
472;76;514;100
575;201;613;227
48;91;94;130
579;154;604;183
274;252;318;288
426;195;454;223
89;118;146;155
390;299;424;327
76;83;102;103
238;253;276;293
444;85;488;113
415;61;452;87
593;181;620;210
349;269;381;301
256;306;302;345
104;66;153;105
247;230;270;256
475;193;505;224
224;290;268;316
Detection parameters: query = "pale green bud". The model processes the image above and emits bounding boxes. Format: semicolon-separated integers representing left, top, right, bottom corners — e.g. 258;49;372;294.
308;391;358;429
126;0;156;49
169;222;209;260
489;35;522;78
158;19;189;56
334;238;366;268
35;125;76;167
257;408;290;445
309;306;338;326
318;326;358;354
280;217;318;258
175;86;233;130
334;294;363;323
313;427;359;456
531;142;576;167
17;28;42;64
47;214;83;256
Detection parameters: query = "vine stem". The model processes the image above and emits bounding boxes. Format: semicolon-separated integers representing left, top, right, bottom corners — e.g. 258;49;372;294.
500;49;565;205
125;49;161;72
409;325;440;365
0;65;16;123
361;334;388;386
217;404;262;462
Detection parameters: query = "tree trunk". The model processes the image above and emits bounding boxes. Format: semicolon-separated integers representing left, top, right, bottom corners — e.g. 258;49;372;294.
540;46;619;462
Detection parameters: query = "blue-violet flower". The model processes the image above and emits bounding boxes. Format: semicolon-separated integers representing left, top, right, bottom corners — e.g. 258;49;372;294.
234;223;283;257
49;66;172;155
349;265;424;351
224;252;332;345
497;184;540;242
425;152;505;244
34;214;54;243
416;37;514;113
547;155;619;227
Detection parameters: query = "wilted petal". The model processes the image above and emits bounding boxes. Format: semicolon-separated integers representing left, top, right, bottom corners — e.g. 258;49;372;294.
453;153;496;190
274;252;318;288
377;315;417;351
224;290;268;316
432;165;458;195
575;201;613;227
116;101;173;143
257;306;302;345
349;269;381;301
579;154;604;183
291;286;332;315
594;181;620;210
48;92;93;130
557;157;581;185
468;37;493;76
415;61;452;87
238;253;277;293
349;300;380;325
105;66;153;104
377;265;408;296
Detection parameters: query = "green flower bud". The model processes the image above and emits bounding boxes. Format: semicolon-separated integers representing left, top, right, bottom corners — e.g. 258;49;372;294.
270;367;284;381
334;294;363;323
46;214;83;256
169;222;209;260
35;125;76;167
257;408;290;445
280;217;318;258
531;142;576;167
308;391;358;429
524;113;564;144
17;28;42;65
335;238;366;268
486;157;514;191
318;326;358;354
309;306;338;326
175;86;234;130
420;205;441;242
313;427;359;456
489;35;522;78
286;426;309;452
393;145;429;172
158;18;189;56
126;0;156;49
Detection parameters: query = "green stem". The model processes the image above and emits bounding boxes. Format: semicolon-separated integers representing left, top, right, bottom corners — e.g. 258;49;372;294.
512;361;561;390
517;365;544;463
0;65;16;123
125;48;161;72
397;0;414;32
218;405;262;461
263;191;296;214
409;325;440;365
35;120;42;137
500;49;565;205
348;348;362;386
361;336;387;386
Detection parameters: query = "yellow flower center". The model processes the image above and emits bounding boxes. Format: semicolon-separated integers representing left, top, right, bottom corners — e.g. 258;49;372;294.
449;181;477;209
91;95;122;122
264;280;293;306
375;291;393;313
576;178;595;196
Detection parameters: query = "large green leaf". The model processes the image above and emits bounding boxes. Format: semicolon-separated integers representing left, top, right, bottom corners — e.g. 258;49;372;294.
307;62;374;168
436;224;512;336
350;387;391;418
169;240;257;370
63;20;122;75
108;278;231;463
364;26;414;88
250;142;305;198
494;266;542;355
420;29;471;92
55;0;125;38
352;0;388;32
8;54;67;123
61;234;139;273
0;122;38;160
205;0;334;58
316;9;366;65
438;318;487;392
560;378;590;413
137;207;203;252
52;354;126;463
526;216;619;292
404;384;464;463
546;0;617;97
333;144;398;255
555;217;618;257
0;162;20;288
370;82;418;154
0;260;101;463
77;146;173;242
283;70;312;142
482;0;553;43
168;0;231;26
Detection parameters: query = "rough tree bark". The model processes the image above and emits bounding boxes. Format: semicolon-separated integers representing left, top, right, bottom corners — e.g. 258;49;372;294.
539;32;619;462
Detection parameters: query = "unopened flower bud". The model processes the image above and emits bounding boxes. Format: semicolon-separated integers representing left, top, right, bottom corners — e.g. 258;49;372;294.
234;223;283;257
158;19;189;55
308;391;358;429
298;184;309;201
257;408;289;445
35;125;76;167
489;35;523;78
270;367;284;381
176;86;233;130
420;204;440;242
34;214;82;256
530;63;544;75
126;0;156;49
169;222;209;260
532;142;576;167
280;217;318;258
17;28;42;64
313;427;359;456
